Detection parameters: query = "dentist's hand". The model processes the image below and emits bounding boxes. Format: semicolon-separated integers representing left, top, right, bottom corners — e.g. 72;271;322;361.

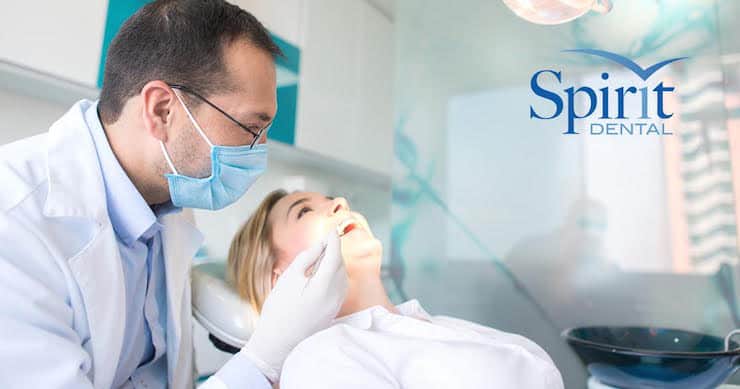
240;229;348;383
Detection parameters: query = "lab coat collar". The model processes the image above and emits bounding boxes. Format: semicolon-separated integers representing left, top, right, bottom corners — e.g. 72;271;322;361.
83;101;158;245
334;299;431;330
44;100;108;222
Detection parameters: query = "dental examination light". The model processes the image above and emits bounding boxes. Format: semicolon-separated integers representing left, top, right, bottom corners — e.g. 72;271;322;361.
502;0;613;25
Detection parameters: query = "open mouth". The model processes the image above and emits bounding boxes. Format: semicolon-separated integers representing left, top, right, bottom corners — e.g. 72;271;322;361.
337;218;359;237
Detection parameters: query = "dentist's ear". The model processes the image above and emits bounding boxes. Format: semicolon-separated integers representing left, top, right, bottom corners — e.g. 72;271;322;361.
140;80;177;142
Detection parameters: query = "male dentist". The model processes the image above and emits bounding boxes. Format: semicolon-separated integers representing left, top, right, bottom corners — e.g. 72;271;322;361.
0;1;347;388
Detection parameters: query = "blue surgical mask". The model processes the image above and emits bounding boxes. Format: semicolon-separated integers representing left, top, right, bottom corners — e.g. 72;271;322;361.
160;92;267;210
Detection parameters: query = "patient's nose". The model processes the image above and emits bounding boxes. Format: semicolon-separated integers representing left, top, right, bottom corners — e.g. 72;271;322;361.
329;197;349;215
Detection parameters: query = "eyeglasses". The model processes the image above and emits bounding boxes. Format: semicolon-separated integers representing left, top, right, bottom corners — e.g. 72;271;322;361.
168;83;272;149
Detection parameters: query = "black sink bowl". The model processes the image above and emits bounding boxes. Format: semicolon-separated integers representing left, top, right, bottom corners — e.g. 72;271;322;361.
563;326;740;389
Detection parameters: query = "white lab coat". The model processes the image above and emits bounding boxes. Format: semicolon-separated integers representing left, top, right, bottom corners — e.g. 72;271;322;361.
0;101;212;388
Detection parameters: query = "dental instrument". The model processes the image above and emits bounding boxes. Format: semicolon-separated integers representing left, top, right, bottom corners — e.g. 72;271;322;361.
302;221;355;293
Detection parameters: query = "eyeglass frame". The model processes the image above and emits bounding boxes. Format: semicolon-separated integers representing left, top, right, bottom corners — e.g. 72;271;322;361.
167;83;273;149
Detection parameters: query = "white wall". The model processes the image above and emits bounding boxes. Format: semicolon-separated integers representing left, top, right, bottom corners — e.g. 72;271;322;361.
0;89;70;144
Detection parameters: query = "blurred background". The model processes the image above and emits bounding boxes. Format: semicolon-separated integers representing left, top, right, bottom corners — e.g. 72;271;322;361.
3;0;740;387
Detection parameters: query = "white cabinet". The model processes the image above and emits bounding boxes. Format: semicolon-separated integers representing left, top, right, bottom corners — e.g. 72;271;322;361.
295;0;394;177
0;1;108;86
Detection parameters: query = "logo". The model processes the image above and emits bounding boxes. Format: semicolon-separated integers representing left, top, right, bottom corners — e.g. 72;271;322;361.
529;49;687;135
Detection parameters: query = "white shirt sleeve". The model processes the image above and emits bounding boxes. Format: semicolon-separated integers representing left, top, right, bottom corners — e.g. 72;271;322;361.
199;350;271;389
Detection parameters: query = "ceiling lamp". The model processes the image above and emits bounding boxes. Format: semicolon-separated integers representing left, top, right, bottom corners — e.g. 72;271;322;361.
502;0;613;25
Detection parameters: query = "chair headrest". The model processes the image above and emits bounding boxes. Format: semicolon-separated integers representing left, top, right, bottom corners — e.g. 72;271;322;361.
192;261;258;349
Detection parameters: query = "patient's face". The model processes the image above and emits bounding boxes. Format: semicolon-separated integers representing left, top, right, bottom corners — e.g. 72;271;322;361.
268;191;381;277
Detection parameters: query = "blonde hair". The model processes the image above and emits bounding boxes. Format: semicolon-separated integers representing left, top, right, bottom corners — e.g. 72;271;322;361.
226;189;288;313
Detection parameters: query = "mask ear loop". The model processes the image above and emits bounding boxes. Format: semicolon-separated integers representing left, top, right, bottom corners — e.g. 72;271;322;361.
160;142;179;175
173;90;214;148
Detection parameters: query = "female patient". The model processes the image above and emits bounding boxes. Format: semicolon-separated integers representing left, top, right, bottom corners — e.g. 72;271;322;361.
227;189;564;389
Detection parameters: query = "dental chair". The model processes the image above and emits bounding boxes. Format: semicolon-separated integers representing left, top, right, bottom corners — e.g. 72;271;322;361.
192;261;257;354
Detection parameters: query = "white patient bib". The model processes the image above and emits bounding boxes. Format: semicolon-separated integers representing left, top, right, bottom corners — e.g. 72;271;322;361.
280;300;564;389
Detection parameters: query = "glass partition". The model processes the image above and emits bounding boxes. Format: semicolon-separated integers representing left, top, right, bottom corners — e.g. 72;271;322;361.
388;1;740;387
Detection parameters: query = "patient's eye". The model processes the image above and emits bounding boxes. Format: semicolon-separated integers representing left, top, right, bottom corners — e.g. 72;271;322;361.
297;206;312;219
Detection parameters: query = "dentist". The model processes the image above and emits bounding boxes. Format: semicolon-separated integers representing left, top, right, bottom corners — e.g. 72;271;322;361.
0;1;347;388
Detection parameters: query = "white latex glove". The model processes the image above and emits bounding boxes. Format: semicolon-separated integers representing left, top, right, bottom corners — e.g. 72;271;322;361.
240;229;348;383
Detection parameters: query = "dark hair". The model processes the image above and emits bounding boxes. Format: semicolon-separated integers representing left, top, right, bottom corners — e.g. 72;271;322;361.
98;0;283;124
